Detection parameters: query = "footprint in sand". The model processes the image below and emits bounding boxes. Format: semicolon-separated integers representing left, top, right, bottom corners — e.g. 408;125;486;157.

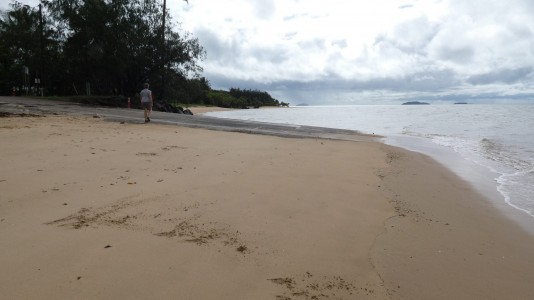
136;152;158;156
269;273;375;299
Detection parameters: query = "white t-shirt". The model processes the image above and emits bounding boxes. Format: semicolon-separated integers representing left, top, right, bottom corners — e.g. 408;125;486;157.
140;88;152;103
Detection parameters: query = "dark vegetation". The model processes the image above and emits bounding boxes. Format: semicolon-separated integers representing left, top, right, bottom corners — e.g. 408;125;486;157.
401;101;430;105
0;0;287;109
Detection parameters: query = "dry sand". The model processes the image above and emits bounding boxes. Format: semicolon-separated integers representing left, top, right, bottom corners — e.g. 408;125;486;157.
1;113;534;299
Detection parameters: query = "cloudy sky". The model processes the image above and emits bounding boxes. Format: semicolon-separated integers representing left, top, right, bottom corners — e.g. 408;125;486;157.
3;0;534;104
171;0;534;104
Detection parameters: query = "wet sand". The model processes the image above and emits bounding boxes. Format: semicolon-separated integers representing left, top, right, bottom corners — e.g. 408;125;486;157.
1;113;534;299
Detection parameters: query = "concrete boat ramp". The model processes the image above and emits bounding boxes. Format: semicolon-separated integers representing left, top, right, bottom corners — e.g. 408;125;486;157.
0;97;375;142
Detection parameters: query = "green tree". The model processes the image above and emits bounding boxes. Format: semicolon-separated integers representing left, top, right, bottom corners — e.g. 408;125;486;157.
1;1;281;108
0;2;55;95
0;0;204;98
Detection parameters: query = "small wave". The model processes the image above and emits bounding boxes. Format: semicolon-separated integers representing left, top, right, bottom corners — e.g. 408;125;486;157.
497;169;534;218
430;135;534;218
431;135;473;152
401;128;420;136
480;138;501;153
477;138;532;172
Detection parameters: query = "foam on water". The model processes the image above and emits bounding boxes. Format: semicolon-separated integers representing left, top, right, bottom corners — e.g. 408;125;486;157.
205;104;534;219
499;170;534;218
430;134;534;217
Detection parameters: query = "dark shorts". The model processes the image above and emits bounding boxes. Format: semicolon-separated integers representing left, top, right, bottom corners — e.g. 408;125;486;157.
142;102;151;110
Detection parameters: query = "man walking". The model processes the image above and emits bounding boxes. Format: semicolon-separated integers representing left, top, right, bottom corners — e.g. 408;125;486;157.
140;83;153;123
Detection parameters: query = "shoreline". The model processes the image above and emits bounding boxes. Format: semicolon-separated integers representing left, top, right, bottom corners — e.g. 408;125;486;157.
384;134;534;237
373;143;534;299
2;110;534;298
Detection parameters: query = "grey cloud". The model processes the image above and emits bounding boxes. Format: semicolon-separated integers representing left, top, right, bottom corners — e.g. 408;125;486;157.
204;73;262;90
250;46;290;64
196;29;225;58
250;0;276;20
365;70;460;92
374;17;439;55
437;46;475;64
207;68;459;94
331;39;348;48
508;22;533;39
401;91;534;104
195;28;245;65
297;38;326;51
467;67;533;85
283;32;298;40
205;68;532;105
283;13;320;22
197;27;291;66
283;14;298;21
325;69;460;93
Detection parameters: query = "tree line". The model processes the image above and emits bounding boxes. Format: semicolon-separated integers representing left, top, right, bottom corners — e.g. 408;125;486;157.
205;88;287;108
0;0;286;108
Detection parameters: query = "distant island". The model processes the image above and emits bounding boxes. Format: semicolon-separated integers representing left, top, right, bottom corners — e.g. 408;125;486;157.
454;102;468;104
402;101;430;105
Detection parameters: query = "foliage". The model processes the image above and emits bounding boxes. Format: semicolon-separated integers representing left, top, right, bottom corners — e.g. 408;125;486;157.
0;2;57;95
0;0;284;108
0;0;204;100
229;88;280;107
205;90;241;108
205;88;281;108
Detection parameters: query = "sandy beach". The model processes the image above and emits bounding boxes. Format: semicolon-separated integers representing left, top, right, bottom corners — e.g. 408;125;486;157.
1;112;534;299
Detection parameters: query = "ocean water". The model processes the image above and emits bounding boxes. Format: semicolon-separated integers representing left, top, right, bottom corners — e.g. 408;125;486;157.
205;105;534;219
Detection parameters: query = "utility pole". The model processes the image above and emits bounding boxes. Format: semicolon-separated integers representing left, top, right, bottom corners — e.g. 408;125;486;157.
160;0;167;101
38;4;44;96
